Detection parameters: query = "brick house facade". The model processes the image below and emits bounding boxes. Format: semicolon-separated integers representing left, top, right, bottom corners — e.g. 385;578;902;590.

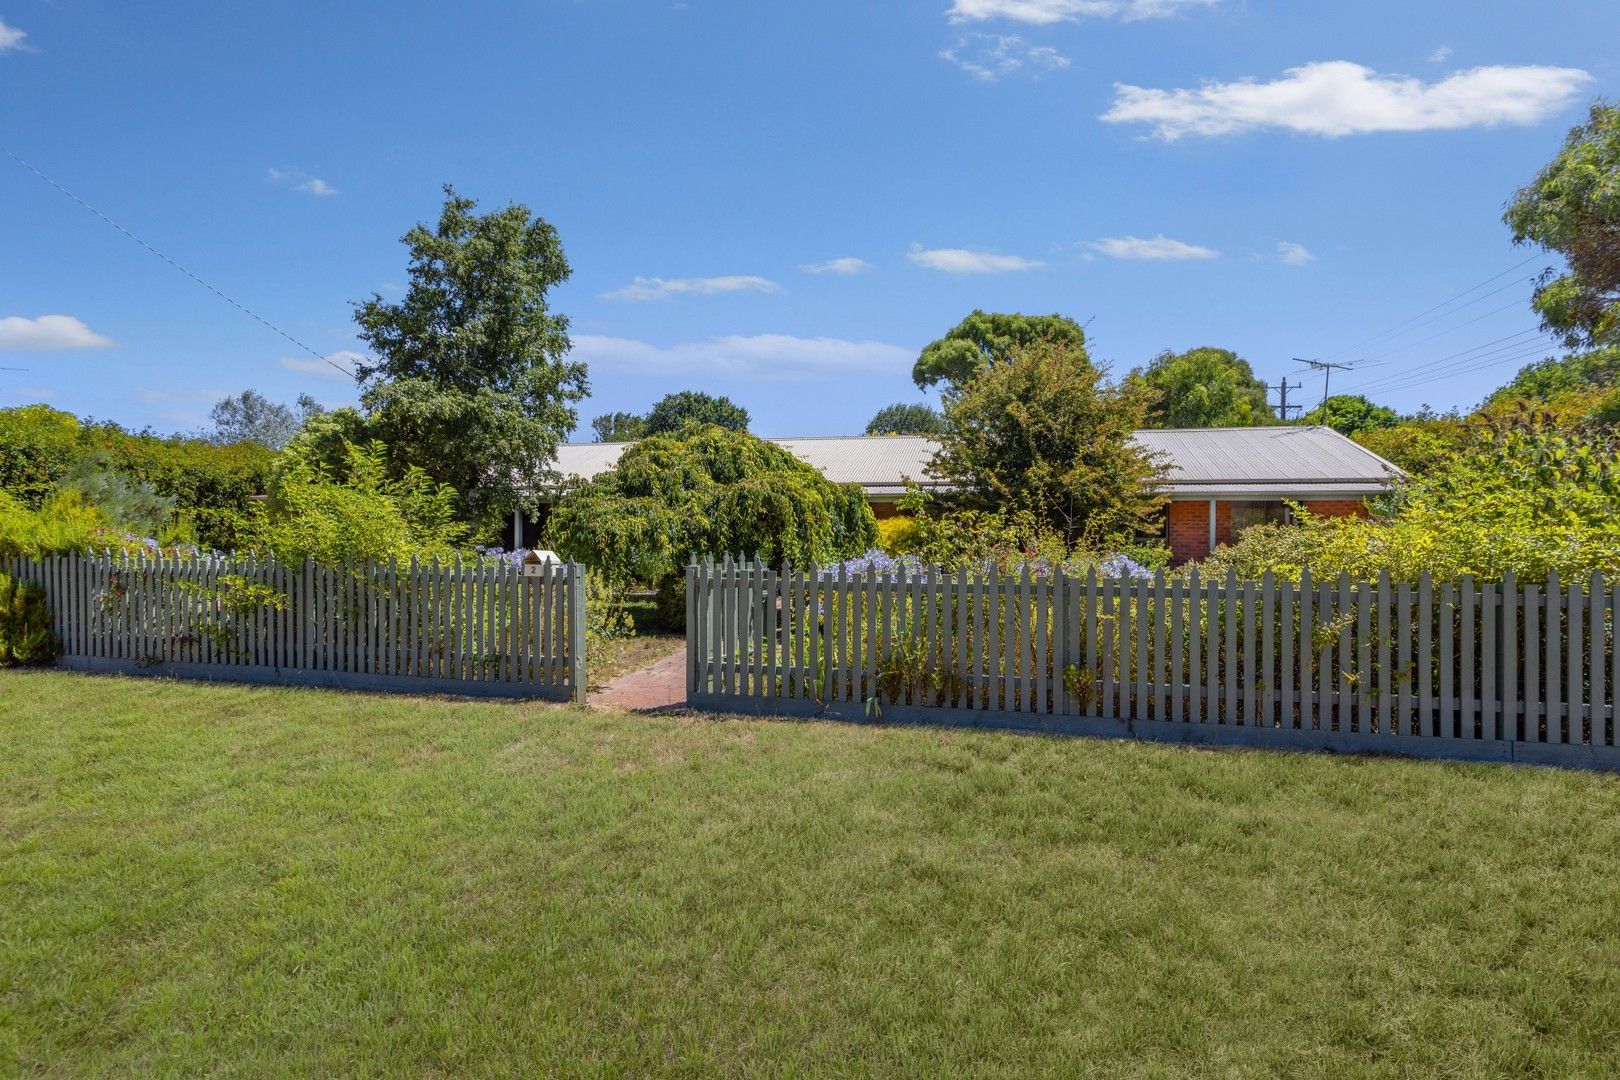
517;428;1403;563
1163;496;1371;564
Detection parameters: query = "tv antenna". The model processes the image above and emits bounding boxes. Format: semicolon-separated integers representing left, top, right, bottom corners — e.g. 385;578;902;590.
1294;358;1355;412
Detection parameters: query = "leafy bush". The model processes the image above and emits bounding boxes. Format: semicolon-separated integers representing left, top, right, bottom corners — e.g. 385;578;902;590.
1353;410;1470;477
58;453;180;541
1199;420;1620;583
0;405;81;508
1486;346;1620;406
0;572;61;666
549;424;878;591
585;569;635;646
79;420;273;551
248;439;468;567
874;514;914;553
0;405;274;552
0;490;118;560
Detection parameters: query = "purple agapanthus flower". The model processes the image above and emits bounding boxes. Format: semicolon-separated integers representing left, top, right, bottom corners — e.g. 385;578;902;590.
819;549;926;579
1098;553;1153;580
474;546;530;568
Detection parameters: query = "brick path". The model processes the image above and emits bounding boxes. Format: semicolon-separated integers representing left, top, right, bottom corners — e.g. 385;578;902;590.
591;645;687;712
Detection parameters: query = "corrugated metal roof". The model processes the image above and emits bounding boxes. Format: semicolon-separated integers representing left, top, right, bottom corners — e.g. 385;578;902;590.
546;427;1402;497
1133;426;1404;487
554;442;629;479
550;435;942;493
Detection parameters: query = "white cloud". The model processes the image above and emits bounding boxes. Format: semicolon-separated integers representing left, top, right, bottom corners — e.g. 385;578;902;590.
1429;45;1453;63
266;167;340;197
908;244;1044;273
0;16;27;52
0;315;115;351
280;350;366;378
799;257;873;275
603;275;781;301
948;0;1216;24
573;333;913;380
1102;60;1592;139
1277;241;1315;265
1089;235;1218;261
940;34;1070;81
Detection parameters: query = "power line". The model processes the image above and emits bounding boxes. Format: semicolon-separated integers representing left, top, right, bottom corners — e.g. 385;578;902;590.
1343;327;1550;395
1354;293;1533;367
1;145;358;381
1356;342;1558;398
1320;254;1543;362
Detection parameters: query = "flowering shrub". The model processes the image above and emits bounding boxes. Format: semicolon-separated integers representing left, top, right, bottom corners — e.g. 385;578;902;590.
820;550;926;579
471;546;531;569
817;547;1155;581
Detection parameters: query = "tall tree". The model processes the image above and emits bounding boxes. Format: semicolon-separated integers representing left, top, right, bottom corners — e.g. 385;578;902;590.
865;402;943;435
590;411;648;442
1130;347;1274;428
353;185;588;533
208;390;324;449
1504;102;1620;349
642;391;749;435
930;340;1166;548
912;310;1089;390
1302;394;1401;435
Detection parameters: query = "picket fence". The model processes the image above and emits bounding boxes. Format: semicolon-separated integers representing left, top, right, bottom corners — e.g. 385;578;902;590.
7;551;586;701
686;560;1620;769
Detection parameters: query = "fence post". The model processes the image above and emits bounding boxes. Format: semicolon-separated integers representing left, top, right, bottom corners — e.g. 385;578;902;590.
569;563;588;705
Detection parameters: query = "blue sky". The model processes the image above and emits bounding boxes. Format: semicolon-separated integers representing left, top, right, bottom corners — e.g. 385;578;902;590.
2;1;1616;438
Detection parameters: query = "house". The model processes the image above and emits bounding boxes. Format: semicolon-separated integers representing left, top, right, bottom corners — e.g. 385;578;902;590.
506;426;1403;564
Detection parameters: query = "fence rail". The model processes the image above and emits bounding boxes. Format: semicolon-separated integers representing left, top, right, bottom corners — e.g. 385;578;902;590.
7;552;586;701
687;560;1619;769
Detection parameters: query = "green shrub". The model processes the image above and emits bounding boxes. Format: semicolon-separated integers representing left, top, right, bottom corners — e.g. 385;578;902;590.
1199;420;1620;584
248;439;468;567
0;490;119;560
550;424;878;589
0;572;61;666
585;570;635;646
0;405;81;508
0;406;274;552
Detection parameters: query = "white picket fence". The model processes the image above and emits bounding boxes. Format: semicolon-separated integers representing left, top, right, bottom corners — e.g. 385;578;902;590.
686;560;1620;769
7;551;586;701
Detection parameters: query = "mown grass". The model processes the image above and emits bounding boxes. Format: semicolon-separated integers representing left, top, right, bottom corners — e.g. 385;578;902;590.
2;670;1618;1076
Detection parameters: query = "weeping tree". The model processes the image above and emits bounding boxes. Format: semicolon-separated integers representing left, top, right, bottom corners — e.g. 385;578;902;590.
548;425;876;624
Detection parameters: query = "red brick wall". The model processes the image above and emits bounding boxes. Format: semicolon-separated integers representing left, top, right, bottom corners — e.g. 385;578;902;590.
1167;500;1212;564
870;500;903;520
1165;497;1371;563
1298;499;1370;520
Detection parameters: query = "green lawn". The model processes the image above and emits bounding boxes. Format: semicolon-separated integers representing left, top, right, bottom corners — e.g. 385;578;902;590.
3;672;1618;1076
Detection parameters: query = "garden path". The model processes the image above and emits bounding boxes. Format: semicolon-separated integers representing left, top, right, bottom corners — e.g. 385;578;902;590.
591;645;687;712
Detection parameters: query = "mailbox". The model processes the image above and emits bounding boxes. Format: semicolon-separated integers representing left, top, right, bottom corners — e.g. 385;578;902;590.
521;548;563;578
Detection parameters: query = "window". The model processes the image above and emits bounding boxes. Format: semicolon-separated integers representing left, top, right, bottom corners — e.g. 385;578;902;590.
1228;501;1290;537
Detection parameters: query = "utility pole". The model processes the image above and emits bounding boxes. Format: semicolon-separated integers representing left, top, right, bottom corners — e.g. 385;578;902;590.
1268;378;1302;422
1294;358;1354;412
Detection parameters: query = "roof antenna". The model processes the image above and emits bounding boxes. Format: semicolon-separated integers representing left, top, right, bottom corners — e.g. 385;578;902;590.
1294;357;1355;413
